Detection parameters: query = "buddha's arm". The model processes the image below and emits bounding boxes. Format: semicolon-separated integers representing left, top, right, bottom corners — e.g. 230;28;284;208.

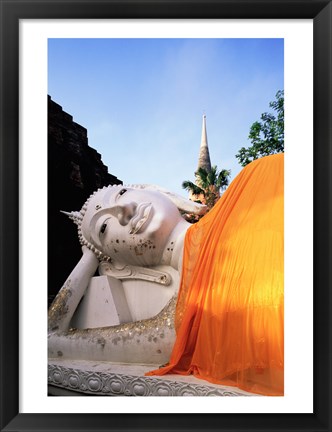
48;295;176;364
48;247;99;333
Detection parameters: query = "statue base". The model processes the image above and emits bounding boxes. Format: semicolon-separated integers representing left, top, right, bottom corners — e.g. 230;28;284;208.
48;359;256;397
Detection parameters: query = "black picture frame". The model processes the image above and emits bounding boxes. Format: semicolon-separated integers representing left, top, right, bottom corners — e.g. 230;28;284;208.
1;0;331;431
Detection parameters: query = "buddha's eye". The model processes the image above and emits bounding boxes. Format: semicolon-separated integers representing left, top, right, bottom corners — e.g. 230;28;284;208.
119;188;127;196
100;223;107;234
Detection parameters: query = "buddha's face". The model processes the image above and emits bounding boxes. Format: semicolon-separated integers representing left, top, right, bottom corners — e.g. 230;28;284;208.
80;186;184;266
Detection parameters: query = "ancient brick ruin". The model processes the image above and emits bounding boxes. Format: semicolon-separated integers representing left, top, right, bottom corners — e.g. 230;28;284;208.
48;96;122;300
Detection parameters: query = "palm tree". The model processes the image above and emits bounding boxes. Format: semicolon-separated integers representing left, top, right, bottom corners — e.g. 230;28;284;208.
182;165;231;210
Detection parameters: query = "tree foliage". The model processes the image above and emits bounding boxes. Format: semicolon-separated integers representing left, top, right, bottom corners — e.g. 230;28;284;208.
236;90;284;167
182;165;231;214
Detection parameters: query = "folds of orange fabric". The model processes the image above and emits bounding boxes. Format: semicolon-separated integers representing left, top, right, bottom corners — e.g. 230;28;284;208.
147;153;284;396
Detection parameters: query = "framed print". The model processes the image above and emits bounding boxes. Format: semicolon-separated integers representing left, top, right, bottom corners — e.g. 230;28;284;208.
1;0;331;431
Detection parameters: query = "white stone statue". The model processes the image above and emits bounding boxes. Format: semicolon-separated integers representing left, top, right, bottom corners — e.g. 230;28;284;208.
48;185;206;365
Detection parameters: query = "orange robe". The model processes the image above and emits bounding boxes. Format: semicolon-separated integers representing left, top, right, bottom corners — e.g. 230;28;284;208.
147;153;284;396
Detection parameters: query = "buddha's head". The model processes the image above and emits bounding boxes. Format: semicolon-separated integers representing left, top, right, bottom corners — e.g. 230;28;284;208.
63;184;206;267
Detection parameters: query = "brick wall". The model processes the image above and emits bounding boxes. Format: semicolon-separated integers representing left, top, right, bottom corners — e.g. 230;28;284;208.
48;96;122;300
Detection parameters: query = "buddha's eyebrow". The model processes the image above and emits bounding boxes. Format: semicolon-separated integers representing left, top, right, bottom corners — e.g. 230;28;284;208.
102;188;120;207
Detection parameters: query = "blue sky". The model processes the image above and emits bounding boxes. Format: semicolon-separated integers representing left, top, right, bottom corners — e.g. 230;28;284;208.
48;38;284;197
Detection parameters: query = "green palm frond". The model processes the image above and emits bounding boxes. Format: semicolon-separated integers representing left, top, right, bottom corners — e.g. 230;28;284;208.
182;180;204;196
195;167;209;189
207;166;218;186
182;163;231;214
216;169;231;190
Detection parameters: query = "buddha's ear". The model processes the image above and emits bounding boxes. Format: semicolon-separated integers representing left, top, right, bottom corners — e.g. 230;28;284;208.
157;189;207;215
127;184;207;215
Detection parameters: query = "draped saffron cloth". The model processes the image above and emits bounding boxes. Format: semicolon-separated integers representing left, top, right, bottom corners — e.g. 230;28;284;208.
146;153;284;396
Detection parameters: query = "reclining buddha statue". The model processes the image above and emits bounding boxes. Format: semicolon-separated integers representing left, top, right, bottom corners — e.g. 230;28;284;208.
48;153;284;396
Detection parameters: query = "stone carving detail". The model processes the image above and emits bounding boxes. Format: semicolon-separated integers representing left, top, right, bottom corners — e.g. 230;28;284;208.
48;364;251;397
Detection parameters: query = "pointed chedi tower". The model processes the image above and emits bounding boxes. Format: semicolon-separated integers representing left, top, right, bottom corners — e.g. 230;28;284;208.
189;114;213;203
185;114;228;212
197;114;212;174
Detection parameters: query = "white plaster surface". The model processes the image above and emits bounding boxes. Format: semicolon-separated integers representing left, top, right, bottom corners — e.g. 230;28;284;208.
121;265;179;321
71;275;132;329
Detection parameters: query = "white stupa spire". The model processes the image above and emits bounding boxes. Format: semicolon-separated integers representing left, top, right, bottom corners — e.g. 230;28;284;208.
197;114;212;172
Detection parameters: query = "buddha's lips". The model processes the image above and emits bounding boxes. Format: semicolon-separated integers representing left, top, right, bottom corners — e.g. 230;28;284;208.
129;202;152;235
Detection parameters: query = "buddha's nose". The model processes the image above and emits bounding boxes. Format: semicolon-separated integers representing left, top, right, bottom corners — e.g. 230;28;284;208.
116;202;137;226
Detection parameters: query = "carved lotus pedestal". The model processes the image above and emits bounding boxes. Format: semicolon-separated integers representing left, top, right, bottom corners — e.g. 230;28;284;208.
48;359;255;397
